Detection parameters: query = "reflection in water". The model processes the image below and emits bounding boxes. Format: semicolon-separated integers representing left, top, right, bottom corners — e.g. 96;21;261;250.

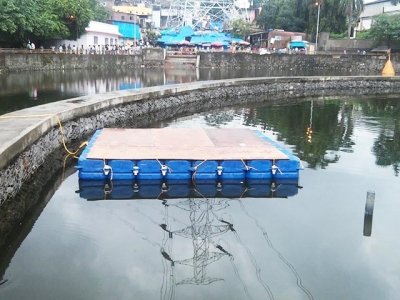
78;178;308;299
78;179;300;200
0;69;162;114
162;198;229;288
365;100;400;177
236;199;314;300
0;67;379;115
79;180;302;298
2;95;400;299
28;88;38;100
225;97;400;172
156;194;312;300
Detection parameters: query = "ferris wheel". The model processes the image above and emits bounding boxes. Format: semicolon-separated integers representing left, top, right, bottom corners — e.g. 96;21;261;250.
166;0;250;30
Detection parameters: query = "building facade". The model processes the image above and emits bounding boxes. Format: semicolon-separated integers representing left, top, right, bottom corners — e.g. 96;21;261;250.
358;0;400;31
43;21;122;51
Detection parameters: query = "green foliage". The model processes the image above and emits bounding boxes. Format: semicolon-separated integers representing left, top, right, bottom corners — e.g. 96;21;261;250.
329;32;347;39
242;100;355;169
369;13;400;47
330;29;370;40
229;18;253;39
256;0;306;32
0;0;108;46
90;0;110;22
362;99;400;176
256;0;348;36
339;0;364;38
146;30;161;45
355;29;370;39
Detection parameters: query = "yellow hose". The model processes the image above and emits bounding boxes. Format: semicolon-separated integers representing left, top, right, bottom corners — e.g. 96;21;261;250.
0;114;88;155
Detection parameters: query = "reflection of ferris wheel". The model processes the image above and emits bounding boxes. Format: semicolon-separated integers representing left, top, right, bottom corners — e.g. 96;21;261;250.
160;198;232;292
166;0;250;29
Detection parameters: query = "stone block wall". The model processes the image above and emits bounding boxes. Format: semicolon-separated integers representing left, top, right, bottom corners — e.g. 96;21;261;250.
0;48;164;72
318;32;374;52
1;49;396;73
198;52;395;73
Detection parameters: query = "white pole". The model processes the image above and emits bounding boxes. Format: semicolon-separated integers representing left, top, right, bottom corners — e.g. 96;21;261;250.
134;14;136;45
315;2;320;55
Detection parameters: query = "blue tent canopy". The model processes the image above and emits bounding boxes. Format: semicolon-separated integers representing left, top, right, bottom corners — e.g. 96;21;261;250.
231;37;245;43
158;35;187;44
112;21;141;40
161;28;178;36
161;26;195;37
158;30;238;47
179;26;195;37
290;41;306;48
190;36;207;44
203;35;217;43
157;35;173;43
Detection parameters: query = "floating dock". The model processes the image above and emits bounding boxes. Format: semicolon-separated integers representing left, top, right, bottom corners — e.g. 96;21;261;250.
77;128;302;181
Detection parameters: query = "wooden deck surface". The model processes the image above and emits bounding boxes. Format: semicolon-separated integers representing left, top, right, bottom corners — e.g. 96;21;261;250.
86;128;288;160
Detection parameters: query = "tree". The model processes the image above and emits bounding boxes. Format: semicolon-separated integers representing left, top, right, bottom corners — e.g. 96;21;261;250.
229;18;253;39
256;0;347;36
298;0;348;36
146;30;161;46
0;0;42;45
0;0;108;47
90;0;110;23
256;0;281;31
369;13;400;48
339;0;364;38
256;0;304;32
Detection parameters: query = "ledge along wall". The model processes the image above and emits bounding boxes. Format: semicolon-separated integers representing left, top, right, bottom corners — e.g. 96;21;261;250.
2;76;400;249
0;48;165;72
198;52;398;73
0;48;397;73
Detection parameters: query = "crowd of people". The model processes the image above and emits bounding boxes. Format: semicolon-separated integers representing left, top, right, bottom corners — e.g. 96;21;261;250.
55;43;144;55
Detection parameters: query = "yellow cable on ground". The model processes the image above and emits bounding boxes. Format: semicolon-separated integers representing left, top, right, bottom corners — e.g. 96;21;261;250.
0;114;87;155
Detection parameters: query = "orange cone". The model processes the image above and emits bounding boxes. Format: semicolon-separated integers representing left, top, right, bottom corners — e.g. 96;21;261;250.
382;56;395;76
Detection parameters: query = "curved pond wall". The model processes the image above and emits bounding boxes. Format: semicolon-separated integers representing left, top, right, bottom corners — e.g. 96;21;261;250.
1;76;400;248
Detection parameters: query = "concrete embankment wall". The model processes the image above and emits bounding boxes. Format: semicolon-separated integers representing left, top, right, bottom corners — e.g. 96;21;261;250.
318;33;374;52
0;48;165;72
0;49;396;73
2;76;400;248
198;52;397;73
